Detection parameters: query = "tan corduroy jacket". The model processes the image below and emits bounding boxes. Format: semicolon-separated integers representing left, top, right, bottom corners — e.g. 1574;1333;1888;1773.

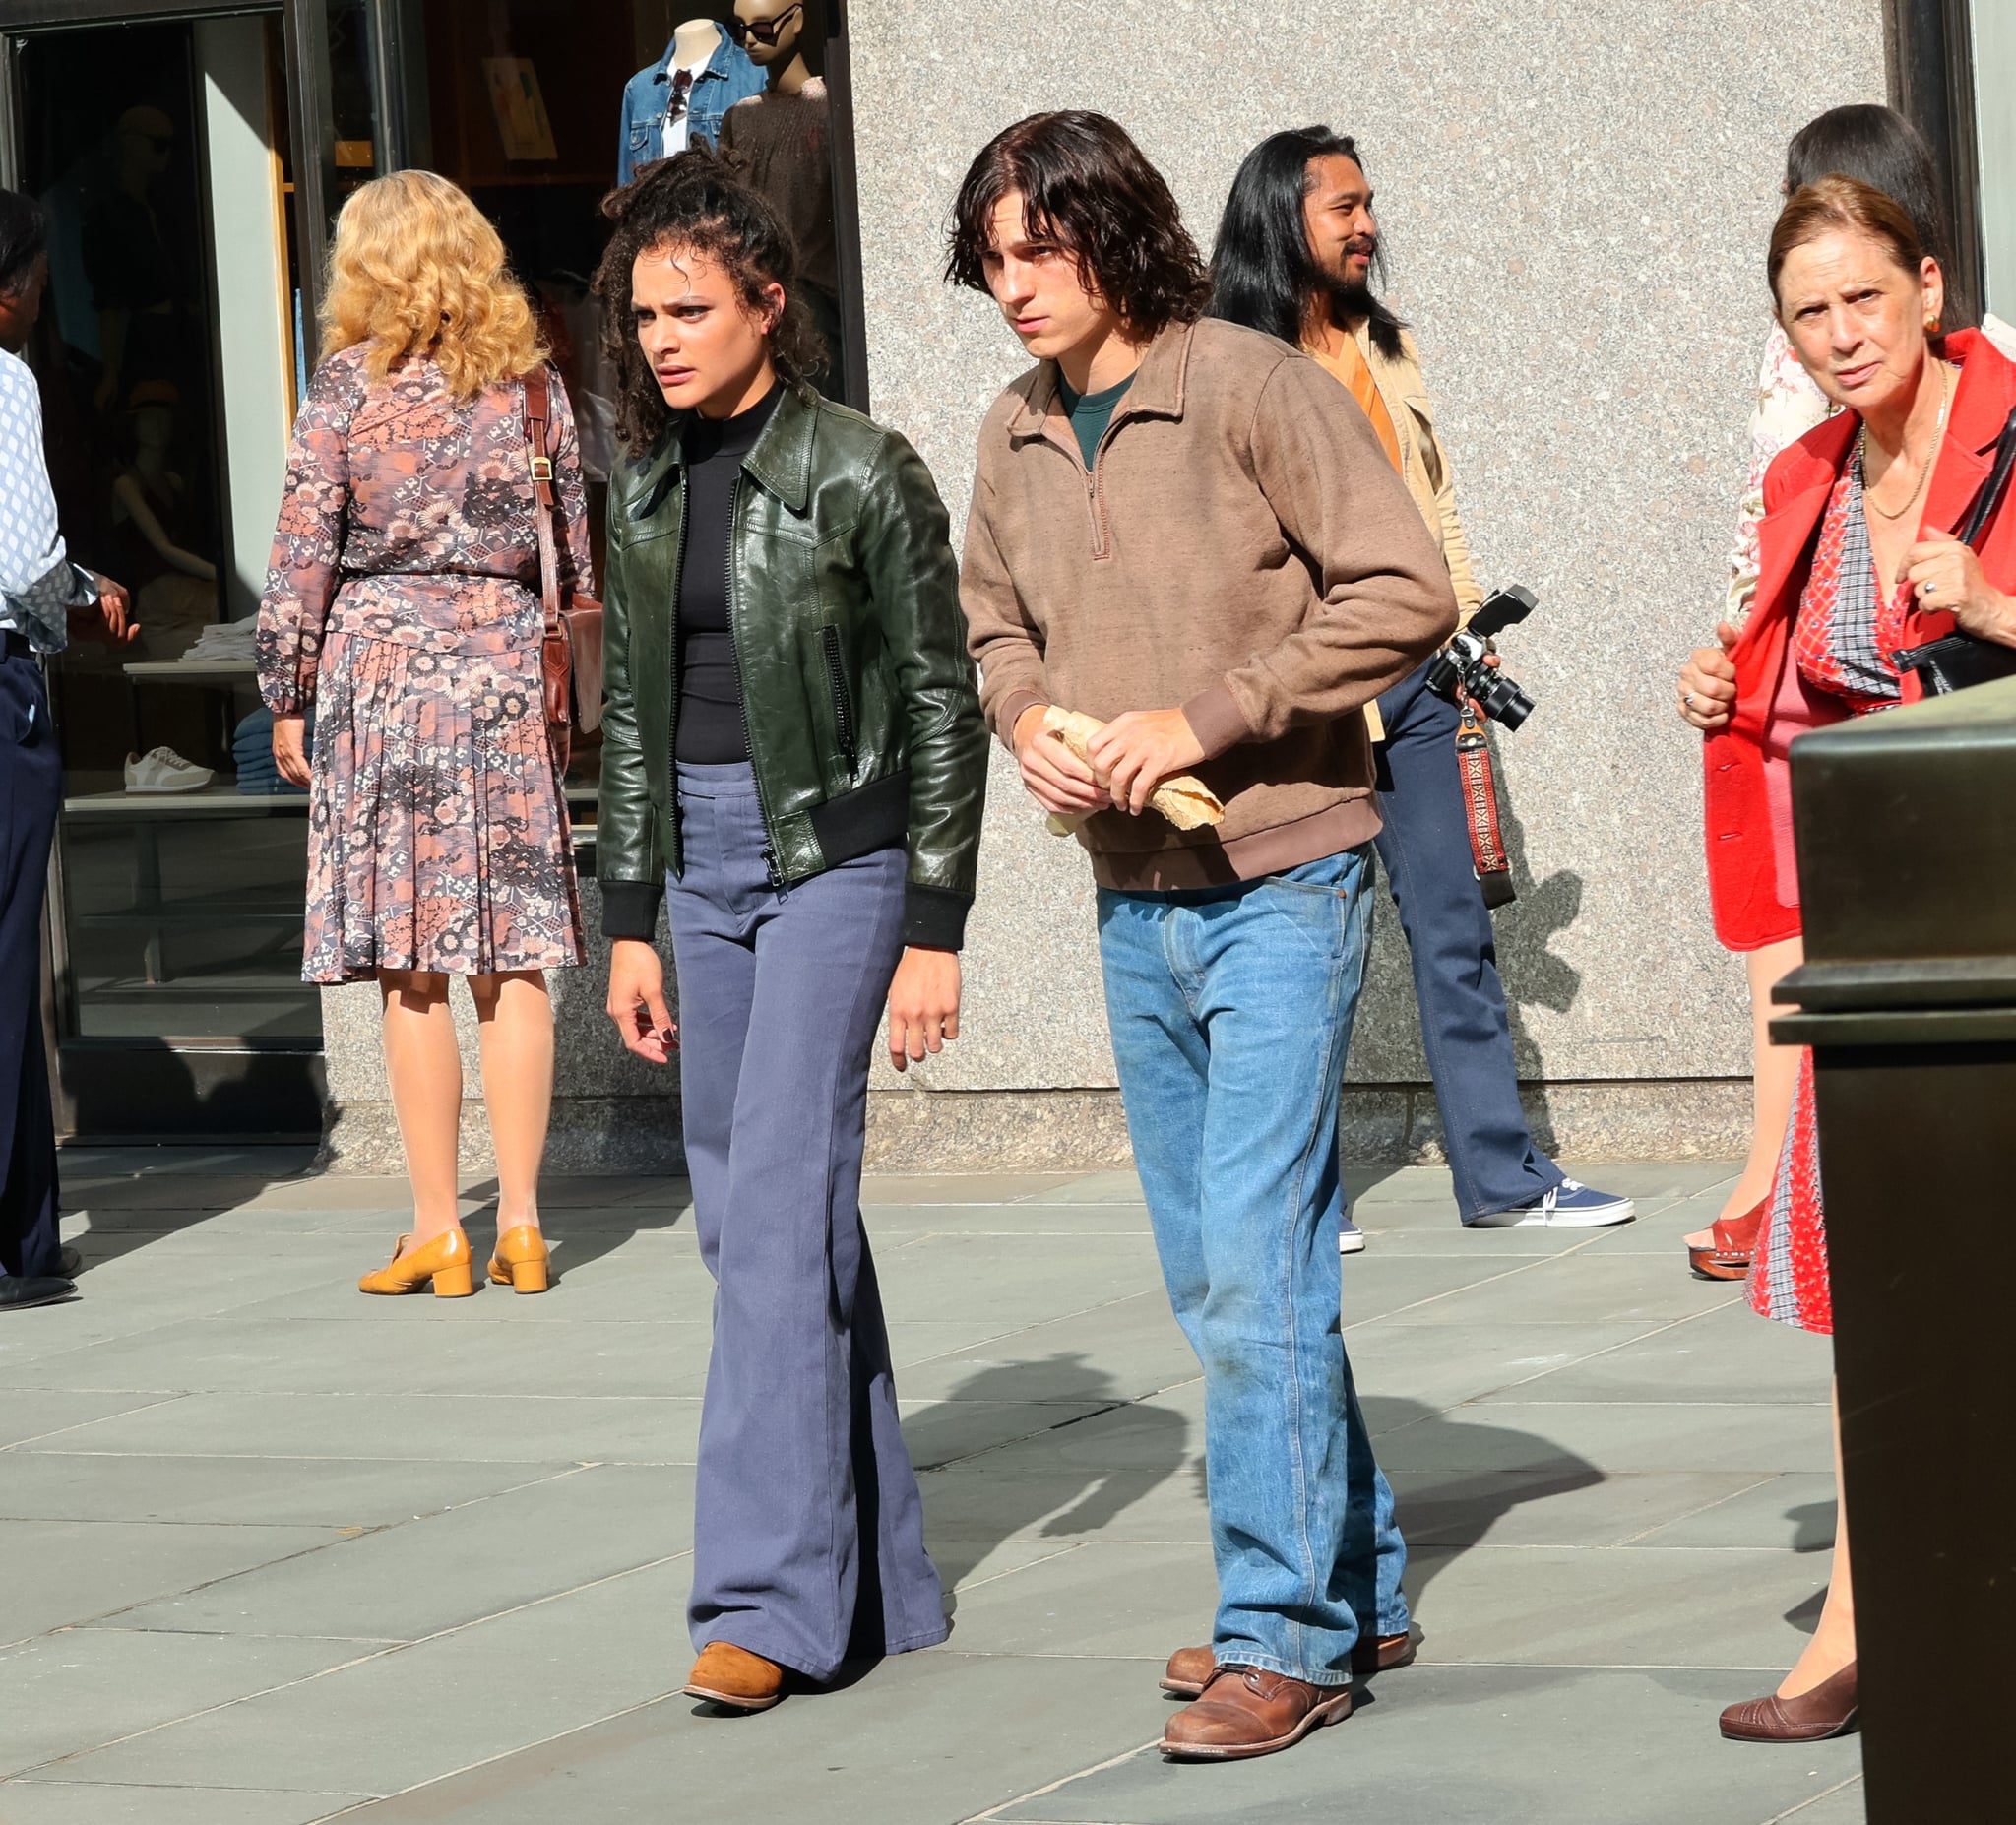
961;318;1458;890
1338;324;1483;743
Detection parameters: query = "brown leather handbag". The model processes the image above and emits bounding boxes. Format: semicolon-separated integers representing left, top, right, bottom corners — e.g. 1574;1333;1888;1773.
523;368;603;772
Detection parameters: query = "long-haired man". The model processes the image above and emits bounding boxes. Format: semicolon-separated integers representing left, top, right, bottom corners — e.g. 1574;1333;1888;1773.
948;112;1457;1761
1211;127;1635;1237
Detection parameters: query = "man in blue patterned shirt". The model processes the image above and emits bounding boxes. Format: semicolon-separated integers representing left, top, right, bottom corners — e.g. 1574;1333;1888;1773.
0;187;133;1311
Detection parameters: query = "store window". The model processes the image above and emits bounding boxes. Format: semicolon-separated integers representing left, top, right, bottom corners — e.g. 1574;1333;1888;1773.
11;10;324;1136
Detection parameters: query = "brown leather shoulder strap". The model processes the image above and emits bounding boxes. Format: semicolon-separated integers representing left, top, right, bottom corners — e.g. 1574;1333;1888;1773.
522;368;562;630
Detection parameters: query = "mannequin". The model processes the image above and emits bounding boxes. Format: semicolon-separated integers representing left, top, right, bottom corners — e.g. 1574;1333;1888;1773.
617;13;765;183
110;389;217;660
718;0;844;394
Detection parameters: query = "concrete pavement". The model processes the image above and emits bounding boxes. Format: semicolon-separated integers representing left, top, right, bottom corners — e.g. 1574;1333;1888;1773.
0;1151;1860;1822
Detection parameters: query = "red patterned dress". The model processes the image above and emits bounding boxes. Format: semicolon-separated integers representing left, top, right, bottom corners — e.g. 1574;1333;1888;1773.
256;346;591;984
1749;447;1908;1334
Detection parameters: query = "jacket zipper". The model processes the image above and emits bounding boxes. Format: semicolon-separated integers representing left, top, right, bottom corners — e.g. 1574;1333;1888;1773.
666;475;689;876
820;623;856;774
723;476;782;889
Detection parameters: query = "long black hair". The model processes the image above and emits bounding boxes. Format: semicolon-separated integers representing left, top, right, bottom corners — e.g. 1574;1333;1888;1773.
945;111;1212;335
595;148;827;459
0;188;47;297
1210;127;1406;359
1786;104;1950;267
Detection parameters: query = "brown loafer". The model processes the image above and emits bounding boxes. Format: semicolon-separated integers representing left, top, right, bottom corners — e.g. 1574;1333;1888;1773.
1720;1662;1858;1742
1160;1630;1416;1697
1688;1197;1767;1281
1161;1664;1353;1760
685;1641;785;1712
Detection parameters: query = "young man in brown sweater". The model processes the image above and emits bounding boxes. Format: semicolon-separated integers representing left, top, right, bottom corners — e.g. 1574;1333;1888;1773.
947;111;1457;1761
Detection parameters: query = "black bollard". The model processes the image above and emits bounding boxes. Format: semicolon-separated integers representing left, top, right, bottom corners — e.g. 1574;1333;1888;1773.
1771;675;2016;1824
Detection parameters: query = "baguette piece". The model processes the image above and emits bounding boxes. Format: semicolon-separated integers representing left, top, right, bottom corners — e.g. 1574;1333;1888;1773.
1039;706;1226;836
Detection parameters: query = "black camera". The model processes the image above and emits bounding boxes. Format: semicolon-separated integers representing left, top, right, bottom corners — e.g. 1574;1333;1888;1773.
1425;584;1538;730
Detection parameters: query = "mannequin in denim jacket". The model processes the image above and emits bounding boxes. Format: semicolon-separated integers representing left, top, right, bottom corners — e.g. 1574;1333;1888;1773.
616;19;764;184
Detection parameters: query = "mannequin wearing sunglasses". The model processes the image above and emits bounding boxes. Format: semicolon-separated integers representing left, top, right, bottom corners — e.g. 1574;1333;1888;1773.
616;16;764;184
717;0;844;393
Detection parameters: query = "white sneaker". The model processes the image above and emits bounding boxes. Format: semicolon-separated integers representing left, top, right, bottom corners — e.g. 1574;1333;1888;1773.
1339;1223;1366;1255
123;747;216;794
1470;1178;1637;1229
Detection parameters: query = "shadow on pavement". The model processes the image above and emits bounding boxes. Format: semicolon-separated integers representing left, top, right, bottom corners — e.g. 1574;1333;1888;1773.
917;1352;1191;1597
58;1142;320;1271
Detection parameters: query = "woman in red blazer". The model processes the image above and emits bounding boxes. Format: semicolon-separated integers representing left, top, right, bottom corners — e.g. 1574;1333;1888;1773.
1678;176;2016;1743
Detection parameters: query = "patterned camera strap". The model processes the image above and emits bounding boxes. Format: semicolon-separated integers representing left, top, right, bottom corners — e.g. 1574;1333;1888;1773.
1455;701;1516;909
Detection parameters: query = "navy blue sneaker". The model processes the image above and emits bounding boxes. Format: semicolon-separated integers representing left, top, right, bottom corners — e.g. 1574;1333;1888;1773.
1471;1178;1636;1229
1339;1219;1366;1255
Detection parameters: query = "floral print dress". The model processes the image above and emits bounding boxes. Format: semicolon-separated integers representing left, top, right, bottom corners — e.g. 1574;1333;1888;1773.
257;346;590;984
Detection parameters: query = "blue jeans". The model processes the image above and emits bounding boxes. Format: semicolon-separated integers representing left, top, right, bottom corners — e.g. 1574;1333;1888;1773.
1098;849;1409;1683
1373;659;1567;1220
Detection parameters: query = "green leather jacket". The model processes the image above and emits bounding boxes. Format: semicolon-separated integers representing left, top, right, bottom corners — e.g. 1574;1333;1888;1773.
597;384;987;950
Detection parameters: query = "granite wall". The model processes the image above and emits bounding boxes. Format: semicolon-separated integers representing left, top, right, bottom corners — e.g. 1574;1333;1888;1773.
319;0;1888;1172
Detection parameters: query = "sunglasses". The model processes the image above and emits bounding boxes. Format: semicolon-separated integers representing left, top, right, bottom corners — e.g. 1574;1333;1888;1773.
726;4;803;47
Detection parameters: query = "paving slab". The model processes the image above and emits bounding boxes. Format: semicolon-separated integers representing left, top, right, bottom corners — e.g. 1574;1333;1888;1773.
10;1153;1855;1823
0;1452;574;1528
0;1628;364;1776
0;1782;366;1824
314;1649;1163;1825
97;1464;690;1642
45;1559;695;1796
979;1666;1859;1825
0;1518;344;1643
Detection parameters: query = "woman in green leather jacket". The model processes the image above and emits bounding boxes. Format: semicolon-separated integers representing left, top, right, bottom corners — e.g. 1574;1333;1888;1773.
593;152;986;1711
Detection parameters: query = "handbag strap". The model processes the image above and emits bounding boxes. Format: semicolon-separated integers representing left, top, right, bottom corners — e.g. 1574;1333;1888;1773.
1955;406;2016;550
522;367;563;635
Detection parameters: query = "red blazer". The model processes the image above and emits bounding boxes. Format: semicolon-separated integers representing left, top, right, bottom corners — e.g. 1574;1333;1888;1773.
1704;329;2016;951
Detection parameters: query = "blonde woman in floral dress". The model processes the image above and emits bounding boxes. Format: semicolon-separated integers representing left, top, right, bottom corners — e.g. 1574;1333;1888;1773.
257;170;590;1298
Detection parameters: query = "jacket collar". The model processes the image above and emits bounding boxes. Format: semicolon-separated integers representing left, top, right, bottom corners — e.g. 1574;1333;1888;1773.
1005;319;1196;449
1747;329;2016;656
654;28;731;85
633;381;817;519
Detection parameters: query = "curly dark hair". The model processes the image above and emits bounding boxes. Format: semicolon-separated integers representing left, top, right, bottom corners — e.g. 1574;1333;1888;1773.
595;148;828;459
944;111;1211;336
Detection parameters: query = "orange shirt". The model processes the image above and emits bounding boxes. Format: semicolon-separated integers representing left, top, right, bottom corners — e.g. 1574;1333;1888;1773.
1306;332;1404;475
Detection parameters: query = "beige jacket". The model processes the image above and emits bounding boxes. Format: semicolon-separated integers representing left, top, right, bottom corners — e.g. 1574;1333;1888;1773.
961;318;1458;890
1344;324;1482;743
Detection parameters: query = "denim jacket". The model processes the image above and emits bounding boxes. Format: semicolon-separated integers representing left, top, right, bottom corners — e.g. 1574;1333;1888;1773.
617;31;766;183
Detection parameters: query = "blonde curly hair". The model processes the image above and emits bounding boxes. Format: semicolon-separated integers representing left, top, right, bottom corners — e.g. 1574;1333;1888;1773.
319;170;546;396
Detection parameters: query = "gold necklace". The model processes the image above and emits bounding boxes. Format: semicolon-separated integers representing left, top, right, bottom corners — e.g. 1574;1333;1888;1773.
1861;362;1955;521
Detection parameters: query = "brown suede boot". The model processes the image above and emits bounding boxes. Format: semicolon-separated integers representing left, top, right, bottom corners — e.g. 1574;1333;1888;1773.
1160;1665;1354;1760
685;1642;785;1712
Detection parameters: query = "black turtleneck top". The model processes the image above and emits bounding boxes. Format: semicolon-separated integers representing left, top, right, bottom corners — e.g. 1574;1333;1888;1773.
675;381;784;764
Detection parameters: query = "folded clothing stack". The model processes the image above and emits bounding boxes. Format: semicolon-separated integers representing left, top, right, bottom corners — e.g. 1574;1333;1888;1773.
181;618;259;664
233;707;311;795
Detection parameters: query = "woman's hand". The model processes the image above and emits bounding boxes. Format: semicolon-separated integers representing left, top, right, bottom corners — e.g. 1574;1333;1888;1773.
1012;703;1109;817
272;715;313;787
607;938;677;1065
1904;532;2016;647
887;946;961;1073
1087;709;1208;816
1678;623;1741;732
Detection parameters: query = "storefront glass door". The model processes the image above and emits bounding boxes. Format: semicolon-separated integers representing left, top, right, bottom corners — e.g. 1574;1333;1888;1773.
11;9;325;1136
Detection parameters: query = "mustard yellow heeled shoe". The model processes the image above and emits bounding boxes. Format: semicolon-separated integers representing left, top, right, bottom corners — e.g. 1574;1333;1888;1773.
487;1225;551;1294
359;1227;474;1298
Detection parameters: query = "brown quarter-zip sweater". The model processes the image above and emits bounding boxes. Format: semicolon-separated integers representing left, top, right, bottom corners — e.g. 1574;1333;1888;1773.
960;318;1459;890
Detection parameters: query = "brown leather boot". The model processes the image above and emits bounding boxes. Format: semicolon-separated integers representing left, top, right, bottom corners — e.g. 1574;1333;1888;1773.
1719;1662;1858;1742
1160;1631;1416;1697
685;1642;785;1713
1160;1665;1354;1760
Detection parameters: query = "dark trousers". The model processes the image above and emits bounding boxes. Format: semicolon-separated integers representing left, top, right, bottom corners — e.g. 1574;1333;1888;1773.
666;761;948;1681
1372;658;1564;1222
0;648;61;1281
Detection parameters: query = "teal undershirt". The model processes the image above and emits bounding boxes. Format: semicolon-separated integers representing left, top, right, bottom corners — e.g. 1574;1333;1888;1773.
1057;372;1135;470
